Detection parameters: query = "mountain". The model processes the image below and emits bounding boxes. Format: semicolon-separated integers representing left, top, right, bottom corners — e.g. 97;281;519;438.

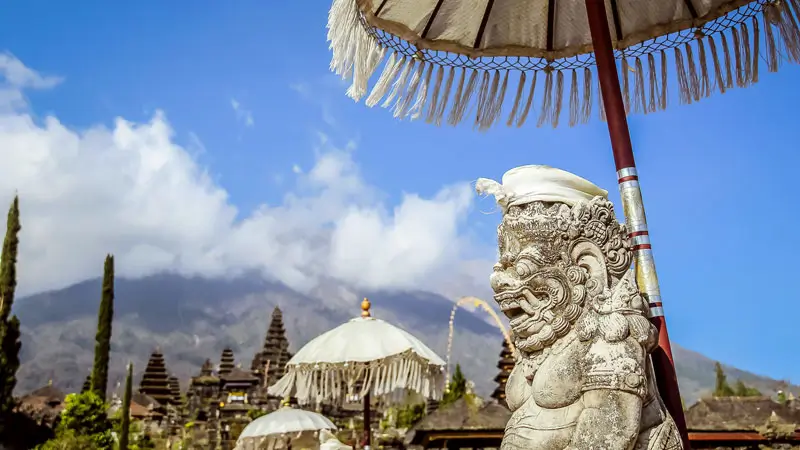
10;274;795;404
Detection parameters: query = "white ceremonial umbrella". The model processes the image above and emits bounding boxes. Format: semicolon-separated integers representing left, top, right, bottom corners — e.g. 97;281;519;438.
235;404;337;450
268;298;446;449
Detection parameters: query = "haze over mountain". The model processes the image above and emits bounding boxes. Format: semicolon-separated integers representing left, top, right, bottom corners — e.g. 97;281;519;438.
10;274;795;404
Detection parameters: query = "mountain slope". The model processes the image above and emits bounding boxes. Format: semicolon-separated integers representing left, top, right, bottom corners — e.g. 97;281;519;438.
10;274;793;404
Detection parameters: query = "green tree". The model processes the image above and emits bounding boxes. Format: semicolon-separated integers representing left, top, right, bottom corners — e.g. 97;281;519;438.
119;363;133;450
733;380;761;397
247;408;268;420
396;402;426;428
713;362;734;397
91;255;115;401
441;364;467;406
0;195;22;439
777;391;788;405
36;429;100;450
0;196;21;322
57;391;113;449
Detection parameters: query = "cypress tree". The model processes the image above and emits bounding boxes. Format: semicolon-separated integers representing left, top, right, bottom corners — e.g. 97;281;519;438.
91;254;115;401
0;196;22;437
0;195;20;322
713;362;734;397
442;364;467;406
119;362;132;450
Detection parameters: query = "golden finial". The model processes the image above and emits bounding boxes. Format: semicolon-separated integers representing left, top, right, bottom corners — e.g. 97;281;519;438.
361;298;371;318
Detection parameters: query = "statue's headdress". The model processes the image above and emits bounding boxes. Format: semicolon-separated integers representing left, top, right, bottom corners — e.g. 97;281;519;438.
475;165;608;212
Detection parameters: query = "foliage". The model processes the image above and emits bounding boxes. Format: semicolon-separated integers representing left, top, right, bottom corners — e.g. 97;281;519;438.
120;363;133;450
713;362;735;397
91;255;115;401
714;362;762;398
0;196;21;322
247;408;268;420
0;196;21;439
777;391;788;405
733;379;762;397
36;429;101;450
395;402;425;428
133;431;155;450
82;375;92;393
57;391;113;449
441;364;467;407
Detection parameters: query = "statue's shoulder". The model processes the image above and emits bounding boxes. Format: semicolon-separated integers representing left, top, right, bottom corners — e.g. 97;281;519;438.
573;271;657;399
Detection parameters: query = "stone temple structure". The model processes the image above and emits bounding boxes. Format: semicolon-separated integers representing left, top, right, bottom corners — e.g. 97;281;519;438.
219;348;235;376
139;349;172;409
491;338;514;407
251;307;292;389
476;165;682;450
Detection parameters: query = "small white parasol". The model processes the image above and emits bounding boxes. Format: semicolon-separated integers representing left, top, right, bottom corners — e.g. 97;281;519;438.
235;403;338;450
268;298;446;406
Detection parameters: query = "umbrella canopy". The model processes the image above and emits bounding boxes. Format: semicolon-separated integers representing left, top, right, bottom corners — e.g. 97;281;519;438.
268;313;446;405
328;0;800;129
238;406;337;439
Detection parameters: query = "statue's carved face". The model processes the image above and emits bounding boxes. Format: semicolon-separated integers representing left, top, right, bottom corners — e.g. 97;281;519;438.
490;199;633;355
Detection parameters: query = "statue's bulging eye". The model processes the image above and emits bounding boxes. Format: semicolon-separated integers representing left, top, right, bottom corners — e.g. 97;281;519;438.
515;259;535;278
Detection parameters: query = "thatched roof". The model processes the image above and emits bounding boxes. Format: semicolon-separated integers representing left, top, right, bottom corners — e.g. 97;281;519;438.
406;398;510;445
15;384;66;427
191;374;220;385
132;392;160;408
221;367;258;383
685;397;800;431
26;385;65;403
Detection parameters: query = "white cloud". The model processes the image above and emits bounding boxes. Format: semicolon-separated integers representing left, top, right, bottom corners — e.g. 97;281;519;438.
230;98;254;127
0;54;490;299
292;164;302;174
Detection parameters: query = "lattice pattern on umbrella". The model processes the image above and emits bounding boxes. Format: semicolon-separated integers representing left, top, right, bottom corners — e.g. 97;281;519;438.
329;0;800;130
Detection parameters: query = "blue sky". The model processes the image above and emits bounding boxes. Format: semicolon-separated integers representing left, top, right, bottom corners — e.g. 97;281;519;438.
1;1;799;383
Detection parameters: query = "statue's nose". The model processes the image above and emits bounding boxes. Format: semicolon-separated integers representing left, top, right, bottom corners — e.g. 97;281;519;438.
490;271;515;292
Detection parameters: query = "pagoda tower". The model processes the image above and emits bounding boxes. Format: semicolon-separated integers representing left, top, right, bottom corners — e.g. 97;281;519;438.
219;348;235;376
139;349;172;407
491;338;515;407
168;376;182;406
250;307;292;387
201;358;214;376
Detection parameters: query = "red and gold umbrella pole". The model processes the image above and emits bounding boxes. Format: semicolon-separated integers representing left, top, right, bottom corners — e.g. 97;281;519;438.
585;1;689;447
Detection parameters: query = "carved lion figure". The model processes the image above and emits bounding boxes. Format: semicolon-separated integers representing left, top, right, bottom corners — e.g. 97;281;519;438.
491;197;682;450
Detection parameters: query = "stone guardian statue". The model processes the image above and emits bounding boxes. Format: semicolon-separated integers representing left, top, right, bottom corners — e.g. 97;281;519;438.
476;165;682;450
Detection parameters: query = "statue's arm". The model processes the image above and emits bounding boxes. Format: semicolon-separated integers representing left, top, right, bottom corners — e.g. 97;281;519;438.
568;337;647;450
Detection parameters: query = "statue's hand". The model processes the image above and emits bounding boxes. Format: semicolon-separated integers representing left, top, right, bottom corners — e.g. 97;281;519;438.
568;390;643;449
505;359;533;411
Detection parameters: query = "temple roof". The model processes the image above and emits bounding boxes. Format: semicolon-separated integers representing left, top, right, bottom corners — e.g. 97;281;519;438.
221;367;258;382
407;398;511;443
132;392;160;409
684;397;800;431
191;374;220;385
23;384;65;404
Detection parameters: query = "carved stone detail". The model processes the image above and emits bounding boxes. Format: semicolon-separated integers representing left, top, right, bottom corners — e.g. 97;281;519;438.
488;181;682;450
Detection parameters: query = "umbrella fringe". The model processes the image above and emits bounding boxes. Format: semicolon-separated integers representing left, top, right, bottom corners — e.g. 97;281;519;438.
647;53;659;112
328;0;800;130
632;57;647;115
267;350;446;406
621;58;631;113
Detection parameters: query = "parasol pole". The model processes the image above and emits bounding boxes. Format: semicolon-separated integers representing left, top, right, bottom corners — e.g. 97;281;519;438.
584;1;690;448
360;298;372;450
